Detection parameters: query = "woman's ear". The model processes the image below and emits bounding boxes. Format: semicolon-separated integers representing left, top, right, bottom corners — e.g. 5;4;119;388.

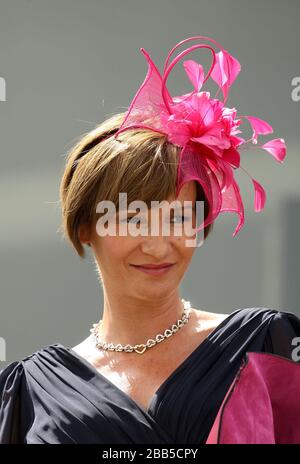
78;223;91;245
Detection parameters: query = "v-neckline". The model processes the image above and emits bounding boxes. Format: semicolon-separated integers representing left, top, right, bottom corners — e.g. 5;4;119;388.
54;308;240;416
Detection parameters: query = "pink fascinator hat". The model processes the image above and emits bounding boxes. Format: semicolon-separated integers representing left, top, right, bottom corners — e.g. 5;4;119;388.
113;35;287;237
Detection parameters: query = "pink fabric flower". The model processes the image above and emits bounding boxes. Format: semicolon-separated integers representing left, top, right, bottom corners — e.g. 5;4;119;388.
114;36;287;237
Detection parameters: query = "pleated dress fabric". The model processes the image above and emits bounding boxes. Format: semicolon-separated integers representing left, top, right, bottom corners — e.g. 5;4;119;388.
1;306;300;444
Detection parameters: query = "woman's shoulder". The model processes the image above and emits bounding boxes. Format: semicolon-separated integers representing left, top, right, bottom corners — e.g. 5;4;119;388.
195;306;300;341
0;342;66;444
196;305;300;363
229;305;300;332
0;358;25;388
0;359;27;410
198;305;299;323
0;345;44;396
193;307;229;322
0;358;33;444
192;305;282;330
258;307;300;361
0;341;63;386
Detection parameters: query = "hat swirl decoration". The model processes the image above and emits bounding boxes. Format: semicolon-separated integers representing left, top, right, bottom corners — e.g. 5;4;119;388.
113;35;287;237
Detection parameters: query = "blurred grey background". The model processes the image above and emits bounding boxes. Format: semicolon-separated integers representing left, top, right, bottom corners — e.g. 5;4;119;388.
1;0;299;366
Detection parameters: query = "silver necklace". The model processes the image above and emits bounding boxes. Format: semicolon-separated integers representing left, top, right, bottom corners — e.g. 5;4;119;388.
90;298;192;355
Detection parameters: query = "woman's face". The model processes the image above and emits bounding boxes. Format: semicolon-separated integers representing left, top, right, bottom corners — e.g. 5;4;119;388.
81;181;198;301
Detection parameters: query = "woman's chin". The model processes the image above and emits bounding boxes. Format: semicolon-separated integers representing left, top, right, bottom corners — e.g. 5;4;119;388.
133;282;176;300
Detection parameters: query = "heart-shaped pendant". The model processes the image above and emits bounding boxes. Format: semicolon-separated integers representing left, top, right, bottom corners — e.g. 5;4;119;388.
134;344;147;354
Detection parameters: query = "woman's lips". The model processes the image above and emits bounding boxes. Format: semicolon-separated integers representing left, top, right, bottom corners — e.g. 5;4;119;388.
130;264;175;275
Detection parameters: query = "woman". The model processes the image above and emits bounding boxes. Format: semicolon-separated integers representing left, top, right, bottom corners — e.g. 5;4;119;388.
1;36;299;444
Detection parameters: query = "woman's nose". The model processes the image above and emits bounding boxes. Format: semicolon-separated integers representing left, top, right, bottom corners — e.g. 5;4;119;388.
140;233;172;256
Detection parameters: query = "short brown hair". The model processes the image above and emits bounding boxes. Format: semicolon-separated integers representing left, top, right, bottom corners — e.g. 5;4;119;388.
59;112;214;259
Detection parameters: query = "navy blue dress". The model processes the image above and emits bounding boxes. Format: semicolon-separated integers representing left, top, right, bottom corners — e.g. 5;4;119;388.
1;306;300;444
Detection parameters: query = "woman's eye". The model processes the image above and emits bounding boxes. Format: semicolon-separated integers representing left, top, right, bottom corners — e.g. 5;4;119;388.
120;215;191;225
122;216;144;224
171;215;189;223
